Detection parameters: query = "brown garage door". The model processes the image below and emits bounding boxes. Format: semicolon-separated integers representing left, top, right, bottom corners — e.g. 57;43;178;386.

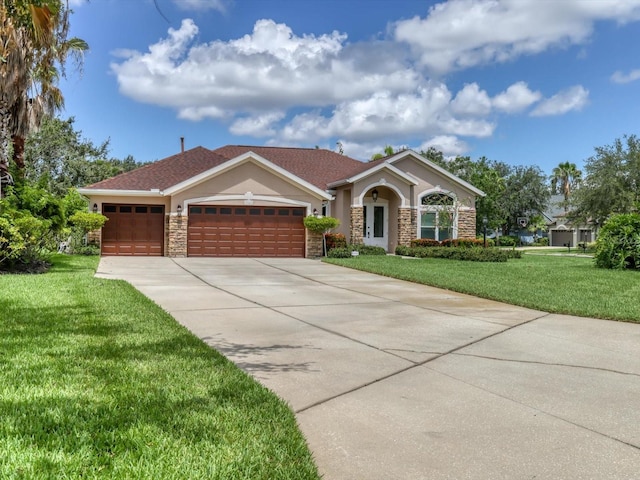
188;206;306;257
551;229;573;247
101;204;165;256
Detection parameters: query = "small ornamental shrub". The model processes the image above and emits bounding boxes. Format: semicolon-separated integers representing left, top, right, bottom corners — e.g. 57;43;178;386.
303;215;340;233
496;235;517;246
594;213;640;270
327;247;352;258
395;245;412;256
325;233;347;251
68;211;108;254
534;237;549;246
410;238;440;248
441;238;484;248
397;246;520;262
350;244;387;255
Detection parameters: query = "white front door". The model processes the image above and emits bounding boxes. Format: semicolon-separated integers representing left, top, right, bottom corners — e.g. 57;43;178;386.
363;201;388;250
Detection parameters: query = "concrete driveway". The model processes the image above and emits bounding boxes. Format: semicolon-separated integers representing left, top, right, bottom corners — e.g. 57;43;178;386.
96;256;640;479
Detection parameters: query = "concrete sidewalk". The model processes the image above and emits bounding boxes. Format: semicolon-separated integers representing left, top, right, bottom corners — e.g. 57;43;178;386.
97;256;640;479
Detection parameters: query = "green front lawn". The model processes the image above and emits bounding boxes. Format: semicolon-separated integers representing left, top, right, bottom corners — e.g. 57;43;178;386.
325;253;640;323
0;255;319;479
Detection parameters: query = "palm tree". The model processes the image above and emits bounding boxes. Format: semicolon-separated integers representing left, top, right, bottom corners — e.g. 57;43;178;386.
0;0;87;191
550;161;582;212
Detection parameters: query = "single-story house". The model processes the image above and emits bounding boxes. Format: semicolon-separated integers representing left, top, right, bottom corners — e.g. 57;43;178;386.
78;145;485;257
543;194;596;247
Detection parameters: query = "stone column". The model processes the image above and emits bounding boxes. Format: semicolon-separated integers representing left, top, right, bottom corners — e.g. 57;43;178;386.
457;209;477;239
350;206;364;245
306;230;323;258
397;208;413;247
87;229;101;248
166;214;188;257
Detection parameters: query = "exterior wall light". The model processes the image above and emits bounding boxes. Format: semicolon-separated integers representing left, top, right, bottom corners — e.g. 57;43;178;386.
372;189;379;202
177;205;182;217
92;203;98;213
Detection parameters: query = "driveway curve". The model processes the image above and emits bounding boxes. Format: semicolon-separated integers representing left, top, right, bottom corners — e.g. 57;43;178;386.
97;257;640;479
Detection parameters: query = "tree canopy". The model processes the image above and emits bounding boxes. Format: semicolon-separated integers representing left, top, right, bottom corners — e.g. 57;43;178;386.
570;134;640;226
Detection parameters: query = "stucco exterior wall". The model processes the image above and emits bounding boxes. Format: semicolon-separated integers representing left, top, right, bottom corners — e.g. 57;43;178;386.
171;161;319;212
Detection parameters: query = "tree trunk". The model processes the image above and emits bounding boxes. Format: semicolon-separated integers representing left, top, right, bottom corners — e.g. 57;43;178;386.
0;99;12;197
11;134;25;179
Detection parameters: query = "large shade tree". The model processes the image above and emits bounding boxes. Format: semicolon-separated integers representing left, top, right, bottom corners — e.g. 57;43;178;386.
0;0;87;193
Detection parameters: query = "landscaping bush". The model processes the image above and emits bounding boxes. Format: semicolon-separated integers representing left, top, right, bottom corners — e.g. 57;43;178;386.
303;215;340;233
325;233;347;251
327;243;387;258
496;235;518;246
441;238;484;248
395;245;412;256
594;213;640;269
396;246;520;262
534;237;549;246
327;247;352;258
67;211;108;254
410;238;441;247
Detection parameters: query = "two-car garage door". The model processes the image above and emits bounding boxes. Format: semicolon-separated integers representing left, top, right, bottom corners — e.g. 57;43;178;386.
101;203;306;257
187;205;306;257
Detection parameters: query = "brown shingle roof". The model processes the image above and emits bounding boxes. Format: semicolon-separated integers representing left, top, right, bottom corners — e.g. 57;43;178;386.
86;146;228;191
85;145;366;191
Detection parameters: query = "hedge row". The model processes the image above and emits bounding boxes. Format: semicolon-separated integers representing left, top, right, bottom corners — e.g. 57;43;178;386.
327;244;387;258
411;238;485;248
395;245;521;262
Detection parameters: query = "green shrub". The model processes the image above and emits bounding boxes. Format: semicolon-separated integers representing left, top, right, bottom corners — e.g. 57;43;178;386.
534;237;549;246
594;213;640;269
349;244;387;255
395;245;412;256
397;246;520;262
410;238;440;247
303;215;340;233
441;238;484;248
496;235;518;246
327;243;387;258
327;247;352;258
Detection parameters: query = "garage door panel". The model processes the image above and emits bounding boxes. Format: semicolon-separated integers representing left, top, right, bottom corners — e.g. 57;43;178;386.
188;205;305;257
101;204;164;256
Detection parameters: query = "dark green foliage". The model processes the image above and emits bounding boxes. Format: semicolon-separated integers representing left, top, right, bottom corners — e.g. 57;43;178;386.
441;238;484;248
327;244;387;258
411;238;441;247
496;235;518;246
395;246;520;262
594;213;640;269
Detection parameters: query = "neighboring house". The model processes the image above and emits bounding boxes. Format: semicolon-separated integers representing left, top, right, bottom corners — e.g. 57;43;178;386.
78;145;485;257
544;194;596;247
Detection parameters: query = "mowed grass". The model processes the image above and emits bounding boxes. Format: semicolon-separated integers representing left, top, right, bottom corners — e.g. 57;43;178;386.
325;253;640;323
0;255;319;479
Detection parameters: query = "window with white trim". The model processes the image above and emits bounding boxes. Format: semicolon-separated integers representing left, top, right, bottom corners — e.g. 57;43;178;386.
420;193;455;241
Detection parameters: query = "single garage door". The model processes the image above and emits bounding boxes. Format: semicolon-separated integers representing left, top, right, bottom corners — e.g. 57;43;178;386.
551;229;573;247
188;206;306;257
101;204;165;255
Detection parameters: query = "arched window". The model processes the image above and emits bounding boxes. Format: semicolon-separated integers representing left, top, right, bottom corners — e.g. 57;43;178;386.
420;192;456;241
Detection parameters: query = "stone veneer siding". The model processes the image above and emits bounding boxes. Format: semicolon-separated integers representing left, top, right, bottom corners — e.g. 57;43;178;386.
166;214;188;257
87;229;101;247
350;207;364;245
397;208;413;247
457;209;477;239
306;230;323;258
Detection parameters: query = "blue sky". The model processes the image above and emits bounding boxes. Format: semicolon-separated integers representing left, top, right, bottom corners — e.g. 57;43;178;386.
61;0;640;174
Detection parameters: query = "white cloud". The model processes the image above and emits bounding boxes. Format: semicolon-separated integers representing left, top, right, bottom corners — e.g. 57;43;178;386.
112;19;418;117
611;69;640;84
530;85;589;116
418;136;469;157
492;81;542;113
394;0;640;74
173;0;227;12
451;83;491;116
230;111;286;136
